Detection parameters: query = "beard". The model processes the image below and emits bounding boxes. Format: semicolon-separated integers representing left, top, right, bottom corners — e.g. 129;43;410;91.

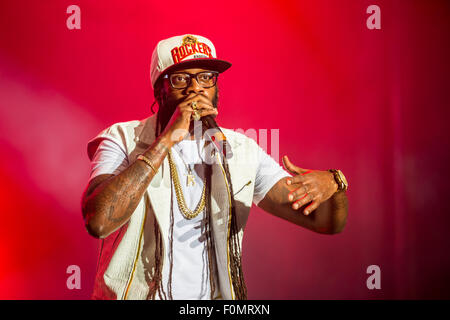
156;86;219;136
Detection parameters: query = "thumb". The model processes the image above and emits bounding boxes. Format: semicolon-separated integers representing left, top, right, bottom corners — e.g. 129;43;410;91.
282;155;309;175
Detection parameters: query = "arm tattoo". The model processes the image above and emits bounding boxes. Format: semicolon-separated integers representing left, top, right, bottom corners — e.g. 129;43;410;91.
84;136;172;236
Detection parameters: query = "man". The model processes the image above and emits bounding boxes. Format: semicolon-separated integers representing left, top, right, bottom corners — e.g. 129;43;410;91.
81;34;348;300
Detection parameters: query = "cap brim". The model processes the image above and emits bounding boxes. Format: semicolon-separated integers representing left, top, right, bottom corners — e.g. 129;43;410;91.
161;58;232;77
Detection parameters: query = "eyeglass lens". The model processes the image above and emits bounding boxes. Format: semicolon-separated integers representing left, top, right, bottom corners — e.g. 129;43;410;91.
169;72;217;88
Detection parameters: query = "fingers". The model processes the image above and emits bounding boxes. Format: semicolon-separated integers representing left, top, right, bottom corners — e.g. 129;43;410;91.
282;155;299;175
191;101;216;113
287;174;307;186
179;96;217;119
292;192;314;213
282;155;311;177
288;184;309;202
284;167;331;216
177;101;217;124
164;94;217;143
184;94;214;109
197;106;218;118
288;183;320;215
189;102;218;121
303;201;319;216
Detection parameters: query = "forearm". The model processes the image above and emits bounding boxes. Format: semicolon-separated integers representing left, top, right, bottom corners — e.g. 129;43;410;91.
259;179;318;232
82;134;172;238
312;190;348;234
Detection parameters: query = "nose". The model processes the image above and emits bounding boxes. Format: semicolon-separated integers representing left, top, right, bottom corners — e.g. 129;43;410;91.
186;77;204;95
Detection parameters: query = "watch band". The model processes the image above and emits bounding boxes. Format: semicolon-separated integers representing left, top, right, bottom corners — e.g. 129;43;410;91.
328;169;348;192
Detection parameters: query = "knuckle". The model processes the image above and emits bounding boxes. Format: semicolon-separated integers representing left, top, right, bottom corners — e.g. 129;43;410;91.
199;96;212;103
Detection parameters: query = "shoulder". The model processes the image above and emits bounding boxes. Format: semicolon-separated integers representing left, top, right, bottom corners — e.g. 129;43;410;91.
101;119;143;137
219;127;262;170
87;117;151;160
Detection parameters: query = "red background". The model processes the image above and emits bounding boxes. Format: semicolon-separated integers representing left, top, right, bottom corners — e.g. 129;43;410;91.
0;0;449;299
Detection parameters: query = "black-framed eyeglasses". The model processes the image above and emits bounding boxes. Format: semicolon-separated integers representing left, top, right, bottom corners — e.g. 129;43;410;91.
164;71;219;89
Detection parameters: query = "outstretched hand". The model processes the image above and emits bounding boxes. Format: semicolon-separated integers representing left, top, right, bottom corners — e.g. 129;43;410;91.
282;155;338;215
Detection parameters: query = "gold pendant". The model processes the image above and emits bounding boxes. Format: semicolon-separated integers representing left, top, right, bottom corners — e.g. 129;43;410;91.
187;173;195;187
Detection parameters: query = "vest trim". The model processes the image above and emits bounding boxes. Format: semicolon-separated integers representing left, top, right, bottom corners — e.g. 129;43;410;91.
122;208;147;299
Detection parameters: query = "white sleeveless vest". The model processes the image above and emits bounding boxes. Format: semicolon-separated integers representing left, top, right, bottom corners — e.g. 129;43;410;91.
87;115;260;300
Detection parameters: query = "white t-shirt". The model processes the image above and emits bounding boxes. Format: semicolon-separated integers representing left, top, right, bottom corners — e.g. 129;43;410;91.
89;136;290;299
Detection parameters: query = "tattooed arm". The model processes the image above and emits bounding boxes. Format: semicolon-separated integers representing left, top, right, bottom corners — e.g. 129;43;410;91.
81;91;219;239
81;135;171;238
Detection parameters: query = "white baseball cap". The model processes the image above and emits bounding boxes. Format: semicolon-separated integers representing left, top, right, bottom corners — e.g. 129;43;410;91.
150;34;232;89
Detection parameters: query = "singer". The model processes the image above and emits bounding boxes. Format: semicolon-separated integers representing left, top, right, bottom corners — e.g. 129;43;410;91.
81;34;348;300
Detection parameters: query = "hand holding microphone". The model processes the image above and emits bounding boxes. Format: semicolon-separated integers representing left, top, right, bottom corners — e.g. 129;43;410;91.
161;92;232;158
192;101;233;159
160;93;217;145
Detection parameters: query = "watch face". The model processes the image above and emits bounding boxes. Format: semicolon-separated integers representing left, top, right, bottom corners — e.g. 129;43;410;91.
337;170;348;187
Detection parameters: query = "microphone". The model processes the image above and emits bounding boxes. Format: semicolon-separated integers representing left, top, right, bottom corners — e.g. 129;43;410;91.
201;115;233;159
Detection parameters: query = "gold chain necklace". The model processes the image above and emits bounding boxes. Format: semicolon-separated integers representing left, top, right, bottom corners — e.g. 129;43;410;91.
168;150;206;219
172;146;196;187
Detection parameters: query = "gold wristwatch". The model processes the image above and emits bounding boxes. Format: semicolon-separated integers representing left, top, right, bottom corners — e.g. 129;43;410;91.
328;169;348;192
